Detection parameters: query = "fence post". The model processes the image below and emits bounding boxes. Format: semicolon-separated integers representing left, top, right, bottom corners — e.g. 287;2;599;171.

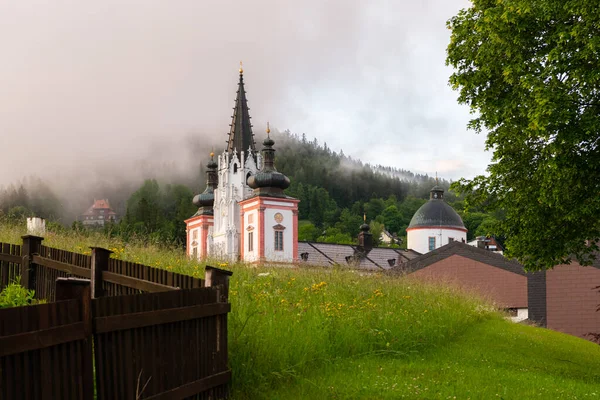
205;265;233;302
205;265;233;381
90;247;112;298
20;235;43;290
56;278;94;400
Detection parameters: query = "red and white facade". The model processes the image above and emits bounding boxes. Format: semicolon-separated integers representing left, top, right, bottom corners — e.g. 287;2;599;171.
239;197;299;263
185;214;213;260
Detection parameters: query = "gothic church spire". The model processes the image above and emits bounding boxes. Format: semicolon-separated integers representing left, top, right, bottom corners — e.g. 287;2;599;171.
226;62;256;156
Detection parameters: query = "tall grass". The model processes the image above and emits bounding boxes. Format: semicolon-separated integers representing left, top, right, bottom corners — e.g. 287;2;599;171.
0;222;510;397
227;267;497;397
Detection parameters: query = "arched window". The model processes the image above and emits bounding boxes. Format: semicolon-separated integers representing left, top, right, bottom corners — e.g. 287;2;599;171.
233;164;238;174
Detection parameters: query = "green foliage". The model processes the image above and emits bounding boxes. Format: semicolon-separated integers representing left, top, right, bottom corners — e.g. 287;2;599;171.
447;0;600;270
316;227;354;244
0;278;38;308
297;222;320;242
119;179;196;245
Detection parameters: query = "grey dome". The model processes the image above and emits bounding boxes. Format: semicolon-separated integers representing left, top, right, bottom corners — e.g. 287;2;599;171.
407;186;465;230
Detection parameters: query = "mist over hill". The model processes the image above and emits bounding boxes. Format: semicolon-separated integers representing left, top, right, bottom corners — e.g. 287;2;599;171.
0;128;454;242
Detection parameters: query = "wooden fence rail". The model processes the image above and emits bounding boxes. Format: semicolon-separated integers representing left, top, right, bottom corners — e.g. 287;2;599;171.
0;267;233;399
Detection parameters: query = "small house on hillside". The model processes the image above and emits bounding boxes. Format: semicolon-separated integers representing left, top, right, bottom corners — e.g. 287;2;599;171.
80;199;117;227
467;236;504;255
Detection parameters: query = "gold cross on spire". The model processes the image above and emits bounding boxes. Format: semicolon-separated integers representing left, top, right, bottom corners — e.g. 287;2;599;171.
435;172;438;185
266;121;270;136
239;61;243;74
363;213;366;223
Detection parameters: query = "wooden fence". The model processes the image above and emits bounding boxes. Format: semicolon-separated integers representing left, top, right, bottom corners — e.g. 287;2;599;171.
1;235;204;301
0;236;232;399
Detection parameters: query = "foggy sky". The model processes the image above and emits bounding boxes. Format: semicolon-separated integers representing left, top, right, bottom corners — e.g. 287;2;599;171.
0;0;487;189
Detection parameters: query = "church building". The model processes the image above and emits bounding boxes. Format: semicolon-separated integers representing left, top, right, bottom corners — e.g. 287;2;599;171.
185;65;298;263
406;183;467;254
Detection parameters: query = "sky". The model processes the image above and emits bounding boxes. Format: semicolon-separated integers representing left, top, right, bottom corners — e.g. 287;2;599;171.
0;0;489;189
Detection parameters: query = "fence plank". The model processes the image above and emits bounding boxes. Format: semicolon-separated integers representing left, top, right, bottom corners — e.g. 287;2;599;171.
32;255;92;279
94;302;230;333
144;370;232;400
0;253;21;264
102;271;179;293
0;322;86;357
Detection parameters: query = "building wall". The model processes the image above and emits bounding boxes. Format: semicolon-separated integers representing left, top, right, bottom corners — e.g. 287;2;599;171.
411;254;527;308
242;206;259;263
240;198;298;263
546;263;600;340
407;228;467;255
185;215;213;260
263;206;294;262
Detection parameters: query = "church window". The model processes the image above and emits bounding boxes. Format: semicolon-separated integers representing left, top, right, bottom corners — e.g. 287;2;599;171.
233;164;238;174
428;237;436;251
192;247;197;259
448;237;454;243
248;232;254;252
274;230;284;251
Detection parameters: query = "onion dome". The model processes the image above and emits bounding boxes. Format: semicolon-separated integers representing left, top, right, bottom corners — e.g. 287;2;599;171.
407;184;465;230
192;153;218;215
247;123;290;197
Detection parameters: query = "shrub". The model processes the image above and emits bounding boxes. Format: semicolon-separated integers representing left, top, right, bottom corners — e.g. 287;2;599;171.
0;278;39;308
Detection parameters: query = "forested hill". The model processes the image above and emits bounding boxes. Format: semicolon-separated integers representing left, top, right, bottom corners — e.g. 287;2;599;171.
274;129;451;209
0;129;500;247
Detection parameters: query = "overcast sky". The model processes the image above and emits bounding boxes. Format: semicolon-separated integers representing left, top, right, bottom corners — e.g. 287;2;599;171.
0;0;488;188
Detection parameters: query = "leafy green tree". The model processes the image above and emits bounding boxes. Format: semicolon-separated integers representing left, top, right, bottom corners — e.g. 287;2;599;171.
369;220;385;247
317;227;353;244
447;0;600;269
298;222;320;242
335;208;363;238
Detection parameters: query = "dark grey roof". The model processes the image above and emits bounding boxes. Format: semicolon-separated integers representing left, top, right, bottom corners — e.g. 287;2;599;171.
390;241;527;276
407;199;465;230
297;242;417;271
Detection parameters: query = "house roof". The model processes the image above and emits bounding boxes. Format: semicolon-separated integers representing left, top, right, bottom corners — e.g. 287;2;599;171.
391;241;527;276
81;199;117;217
297;242;421;271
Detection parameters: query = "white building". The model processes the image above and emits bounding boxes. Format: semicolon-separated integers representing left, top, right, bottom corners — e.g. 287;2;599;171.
406;185;467;254
185;66;298;263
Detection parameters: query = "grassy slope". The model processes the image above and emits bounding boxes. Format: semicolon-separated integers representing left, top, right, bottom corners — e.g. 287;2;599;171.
1;225;599;399
265;320;600;399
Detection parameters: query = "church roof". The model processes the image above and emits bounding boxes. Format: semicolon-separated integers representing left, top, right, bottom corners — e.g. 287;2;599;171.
247;125;291;197
226;65;256;155
407;186;465;230
191;153;218;216
297;242;421;270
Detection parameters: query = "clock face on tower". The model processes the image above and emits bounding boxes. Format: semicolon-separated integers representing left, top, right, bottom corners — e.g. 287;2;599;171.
274;213;283;223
